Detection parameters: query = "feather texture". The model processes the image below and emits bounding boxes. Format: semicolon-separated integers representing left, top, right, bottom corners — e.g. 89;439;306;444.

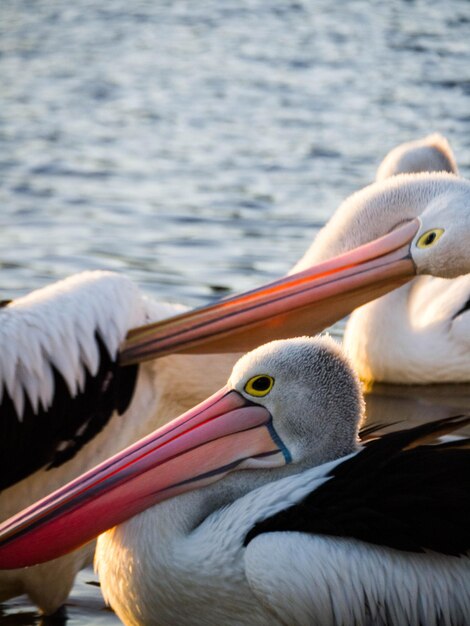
0;271;148;490
245;415;470;555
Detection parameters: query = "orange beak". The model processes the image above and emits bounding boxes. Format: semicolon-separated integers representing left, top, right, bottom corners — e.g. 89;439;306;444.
120;220;419;364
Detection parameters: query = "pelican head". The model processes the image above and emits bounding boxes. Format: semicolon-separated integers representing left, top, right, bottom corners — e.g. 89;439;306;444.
295;173;470;278
411;185;470;278
229;336;363;466
0;336;362;569
374;136;465;278
376;133;458;181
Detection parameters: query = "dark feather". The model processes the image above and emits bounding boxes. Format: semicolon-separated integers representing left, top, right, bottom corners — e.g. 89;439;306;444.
452;297;470;320
0;333;138;490
245;415;470;556
358;420;402;441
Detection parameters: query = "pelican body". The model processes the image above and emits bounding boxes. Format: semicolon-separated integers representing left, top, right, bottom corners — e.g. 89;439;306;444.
344;134;470;383
0;338;468;626
3;171;470;612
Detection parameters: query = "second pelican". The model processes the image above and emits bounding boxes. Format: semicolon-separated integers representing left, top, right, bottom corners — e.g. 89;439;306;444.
0;337;468;625
343;134;470;383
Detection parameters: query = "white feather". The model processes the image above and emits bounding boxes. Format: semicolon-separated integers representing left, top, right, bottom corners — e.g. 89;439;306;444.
0;271;147;420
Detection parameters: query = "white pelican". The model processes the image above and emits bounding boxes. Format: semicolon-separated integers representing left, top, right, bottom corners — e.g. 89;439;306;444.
0;337;468;626
343;134;470;383
3;172;470;613
0;231;414;614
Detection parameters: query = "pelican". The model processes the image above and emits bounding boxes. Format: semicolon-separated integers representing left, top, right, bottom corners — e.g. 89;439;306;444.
0;337;468;626
343;134;470;383
0;217;417;614
3;172;470;613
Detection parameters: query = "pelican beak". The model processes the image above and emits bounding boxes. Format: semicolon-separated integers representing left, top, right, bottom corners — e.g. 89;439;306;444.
0;388;288;569
120;220;419;365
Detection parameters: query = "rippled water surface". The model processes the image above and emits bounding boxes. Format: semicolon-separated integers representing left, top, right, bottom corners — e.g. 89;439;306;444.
1;0;470;623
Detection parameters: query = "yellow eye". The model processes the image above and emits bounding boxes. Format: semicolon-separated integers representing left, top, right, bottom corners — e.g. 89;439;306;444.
244;375;274;397
416;228;444;249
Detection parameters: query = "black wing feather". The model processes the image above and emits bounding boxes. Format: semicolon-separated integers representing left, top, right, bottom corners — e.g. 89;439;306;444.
452;297;470;320
0;333;139;490
245;415;470;556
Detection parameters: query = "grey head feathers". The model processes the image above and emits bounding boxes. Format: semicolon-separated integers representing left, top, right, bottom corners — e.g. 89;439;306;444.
229;336;364;467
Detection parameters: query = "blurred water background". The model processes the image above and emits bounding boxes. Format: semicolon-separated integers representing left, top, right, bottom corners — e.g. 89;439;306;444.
1;0;470;623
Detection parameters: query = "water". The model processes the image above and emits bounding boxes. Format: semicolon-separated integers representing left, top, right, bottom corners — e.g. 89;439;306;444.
1;0;470;623
1;0;469;306
0;568;119;625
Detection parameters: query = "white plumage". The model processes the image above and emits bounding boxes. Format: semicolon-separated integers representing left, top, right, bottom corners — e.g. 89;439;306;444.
375;133;458;180
245;532;469;626
96;459;354;626
92;337;469;626
0;271;145;417
343;134;470;383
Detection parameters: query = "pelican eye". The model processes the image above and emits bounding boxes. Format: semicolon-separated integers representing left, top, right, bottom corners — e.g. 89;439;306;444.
244;375;274;397
416;228;444;249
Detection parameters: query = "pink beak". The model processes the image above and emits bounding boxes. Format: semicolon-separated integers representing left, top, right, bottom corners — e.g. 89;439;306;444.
0;388;288;569
120;220;419;364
